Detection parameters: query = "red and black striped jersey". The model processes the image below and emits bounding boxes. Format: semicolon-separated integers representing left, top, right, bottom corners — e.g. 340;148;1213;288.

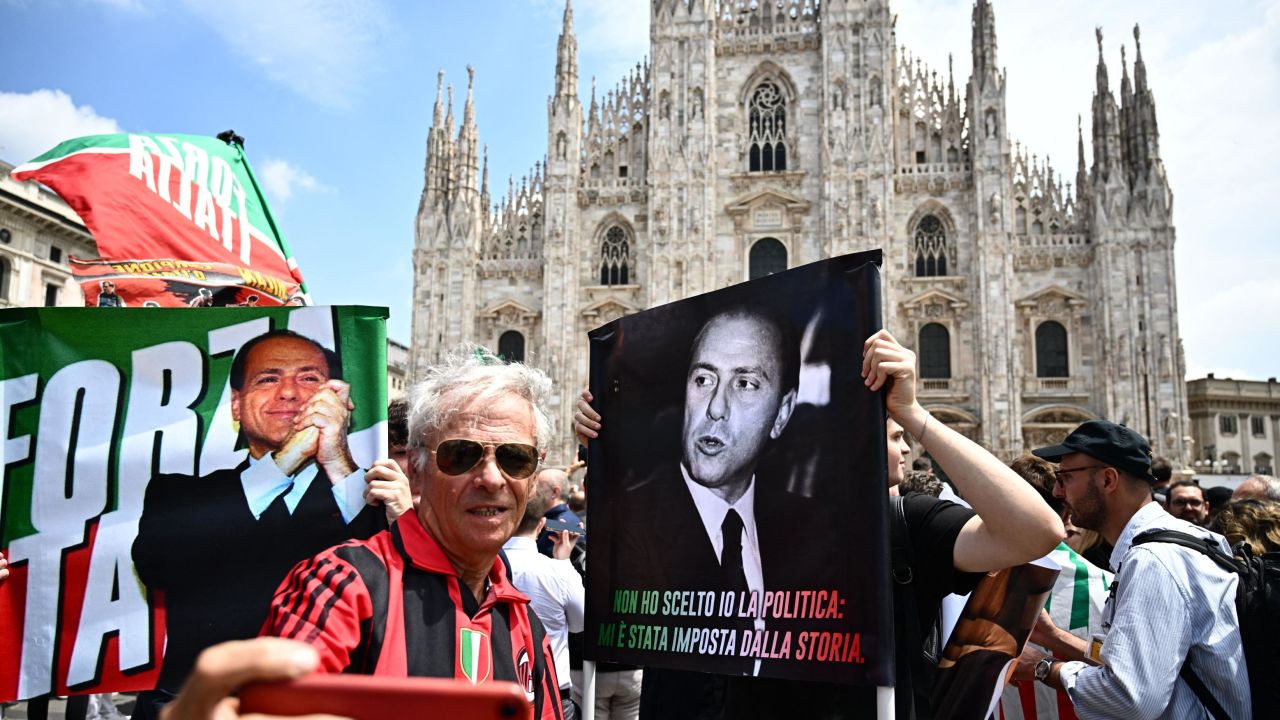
262;516;564;720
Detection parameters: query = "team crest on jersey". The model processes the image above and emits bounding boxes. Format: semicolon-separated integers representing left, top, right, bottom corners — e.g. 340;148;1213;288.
516;647;535;700
458;628;492;684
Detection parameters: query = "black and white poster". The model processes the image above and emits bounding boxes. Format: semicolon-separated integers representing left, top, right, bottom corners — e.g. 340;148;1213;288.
584;251;894;686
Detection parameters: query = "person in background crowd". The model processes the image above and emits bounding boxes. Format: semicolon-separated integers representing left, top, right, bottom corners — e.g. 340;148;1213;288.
1233;474;1280;501
1150;456;1172;508
387;398;412;478
260;348;564;720
1210;498;1280;555
1018;421;1251;718
911;456;934;476
504;474;585;720
1167;479;1209;527
536;467;584;557
1204;485;1234;525
898;469;943;497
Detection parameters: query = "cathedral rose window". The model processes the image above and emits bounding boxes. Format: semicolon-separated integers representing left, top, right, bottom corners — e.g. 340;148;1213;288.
912;214;950;277
600;225;631;285
748;81;788;172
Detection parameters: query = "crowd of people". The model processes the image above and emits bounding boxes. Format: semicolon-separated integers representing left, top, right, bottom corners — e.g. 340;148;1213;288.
3;327;1277;720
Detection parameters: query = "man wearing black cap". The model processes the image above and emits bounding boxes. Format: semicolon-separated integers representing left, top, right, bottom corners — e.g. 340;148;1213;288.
1018;420;1251;719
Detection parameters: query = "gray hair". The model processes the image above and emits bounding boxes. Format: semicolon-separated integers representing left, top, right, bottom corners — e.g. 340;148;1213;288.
1245;475;1280;501
406;346;554;473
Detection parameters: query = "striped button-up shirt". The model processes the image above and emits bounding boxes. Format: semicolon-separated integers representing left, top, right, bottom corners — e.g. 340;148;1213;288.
1059;502;1252;719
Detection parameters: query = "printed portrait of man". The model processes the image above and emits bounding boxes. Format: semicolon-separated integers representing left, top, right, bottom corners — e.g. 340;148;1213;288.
614;307;837;675
131;328;392;698
96;280;125;307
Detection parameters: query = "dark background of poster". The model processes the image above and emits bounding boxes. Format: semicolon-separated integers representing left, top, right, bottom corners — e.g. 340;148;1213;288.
584;251;895;686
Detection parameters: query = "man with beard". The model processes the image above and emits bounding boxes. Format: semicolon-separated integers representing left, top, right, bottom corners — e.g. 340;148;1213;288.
1019;420;1251;718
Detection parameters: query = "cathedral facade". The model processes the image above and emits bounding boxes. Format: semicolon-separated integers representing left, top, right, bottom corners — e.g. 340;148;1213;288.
411;0;1187;465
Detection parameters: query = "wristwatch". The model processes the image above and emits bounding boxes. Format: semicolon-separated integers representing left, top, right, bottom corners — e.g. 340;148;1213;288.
1034;657;1057;683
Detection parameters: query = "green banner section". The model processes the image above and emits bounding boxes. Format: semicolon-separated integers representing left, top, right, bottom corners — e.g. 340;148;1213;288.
0;306;388;546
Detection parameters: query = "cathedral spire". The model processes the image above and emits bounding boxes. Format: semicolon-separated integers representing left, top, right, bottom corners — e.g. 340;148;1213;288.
433;70;445;128
481;144;489;198
1131;23;1162;178
971;0;998;90
554;0;578;99
1076;114;1089;195
1094;27;1109;96
445;83;455;136
947;53;957;106
462;65;476;132
1133;24;1149;95
1091;27;1121;184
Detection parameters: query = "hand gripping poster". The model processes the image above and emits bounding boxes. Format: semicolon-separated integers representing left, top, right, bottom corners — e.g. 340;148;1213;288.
0;305;388;701
583;251;894;686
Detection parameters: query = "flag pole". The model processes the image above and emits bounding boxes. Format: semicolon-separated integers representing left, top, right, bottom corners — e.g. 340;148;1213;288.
582;660;597;720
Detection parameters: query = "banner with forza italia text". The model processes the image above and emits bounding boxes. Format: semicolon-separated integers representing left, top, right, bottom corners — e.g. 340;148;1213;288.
0;306;387;700
12;133;307;306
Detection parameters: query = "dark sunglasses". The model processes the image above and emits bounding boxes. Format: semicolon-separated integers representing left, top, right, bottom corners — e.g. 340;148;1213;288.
431;439;541;479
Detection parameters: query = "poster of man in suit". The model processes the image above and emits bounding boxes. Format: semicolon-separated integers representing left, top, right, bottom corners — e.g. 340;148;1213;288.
584;251;894;687
0;305;393;702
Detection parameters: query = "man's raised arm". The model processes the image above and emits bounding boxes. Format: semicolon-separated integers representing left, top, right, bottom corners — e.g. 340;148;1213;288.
862;330;1064;572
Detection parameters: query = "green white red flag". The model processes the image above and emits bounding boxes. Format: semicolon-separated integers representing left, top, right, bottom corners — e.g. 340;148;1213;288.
11;133;308;306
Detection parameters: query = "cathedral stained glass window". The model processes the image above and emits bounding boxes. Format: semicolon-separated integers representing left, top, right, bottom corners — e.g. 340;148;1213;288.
748;81;788;172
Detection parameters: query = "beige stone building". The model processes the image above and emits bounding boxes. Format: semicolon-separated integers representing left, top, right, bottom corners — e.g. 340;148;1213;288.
0;159;96;308
1186;376;1280;477
411;0;1186;463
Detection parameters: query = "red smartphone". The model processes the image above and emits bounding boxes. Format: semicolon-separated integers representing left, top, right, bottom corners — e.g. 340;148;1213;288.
239;674;532;719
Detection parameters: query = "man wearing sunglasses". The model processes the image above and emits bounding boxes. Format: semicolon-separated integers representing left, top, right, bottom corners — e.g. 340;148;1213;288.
261;350;566;720
1019;420;1250;719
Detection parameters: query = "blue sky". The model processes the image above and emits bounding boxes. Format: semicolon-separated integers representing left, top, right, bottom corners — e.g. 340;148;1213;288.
2;0;1277;381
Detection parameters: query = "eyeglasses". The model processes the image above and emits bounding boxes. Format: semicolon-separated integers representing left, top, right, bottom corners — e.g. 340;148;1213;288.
431;439;541;479
1054;464;1105;485
1170;497;1204;508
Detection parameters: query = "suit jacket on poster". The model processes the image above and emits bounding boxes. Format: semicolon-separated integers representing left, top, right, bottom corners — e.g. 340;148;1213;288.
613;464;839;675
132;460;386;690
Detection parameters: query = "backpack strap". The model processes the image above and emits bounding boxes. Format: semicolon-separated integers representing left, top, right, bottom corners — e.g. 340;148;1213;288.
1130;529;1236;720
890;495;936;719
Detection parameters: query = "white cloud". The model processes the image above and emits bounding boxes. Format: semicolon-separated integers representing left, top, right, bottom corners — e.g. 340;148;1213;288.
0;89;122;164
258;158;326;203
179;0;388;108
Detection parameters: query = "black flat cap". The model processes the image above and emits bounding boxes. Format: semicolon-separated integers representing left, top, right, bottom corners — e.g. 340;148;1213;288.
1032;420;1155;483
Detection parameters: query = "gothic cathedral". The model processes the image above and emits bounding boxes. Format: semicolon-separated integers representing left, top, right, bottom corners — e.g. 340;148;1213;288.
411;0;1186;465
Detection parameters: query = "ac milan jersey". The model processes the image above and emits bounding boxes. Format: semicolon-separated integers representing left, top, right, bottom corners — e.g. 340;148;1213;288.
263;517;564;720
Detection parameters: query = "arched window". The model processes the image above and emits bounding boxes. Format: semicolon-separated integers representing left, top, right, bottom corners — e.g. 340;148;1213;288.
912;214;949;277
498;331;525;364
918;323;951;379
599;225;631;285
1035;321;1069;378
0;256;9;301
749;238;787;280
748;81;788;172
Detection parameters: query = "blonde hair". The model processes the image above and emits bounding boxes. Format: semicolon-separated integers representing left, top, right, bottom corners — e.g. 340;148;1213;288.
1210;498;1280;555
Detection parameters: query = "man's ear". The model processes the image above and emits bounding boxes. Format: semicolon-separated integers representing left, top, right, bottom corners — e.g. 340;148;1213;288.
1098;466;1122;495
769;388;798;440
230;390;242;423
536;517;547;536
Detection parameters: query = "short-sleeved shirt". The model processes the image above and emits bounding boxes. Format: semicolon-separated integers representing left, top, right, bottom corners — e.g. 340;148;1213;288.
641;493;981;720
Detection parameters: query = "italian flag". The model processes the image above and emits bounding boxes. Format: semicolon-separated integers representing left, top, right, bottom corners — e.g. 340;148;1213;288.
12;133;307;303
998;543;1114;720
